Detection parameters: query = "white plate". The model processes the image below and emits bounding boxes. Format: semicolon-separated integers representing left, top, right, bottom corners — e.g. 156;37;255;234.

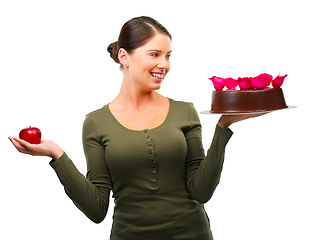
200;105;297;115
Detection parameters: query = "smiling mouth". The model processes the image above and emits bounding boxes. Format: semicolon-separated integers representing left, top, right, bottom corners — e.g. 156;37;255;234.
150;72;165;80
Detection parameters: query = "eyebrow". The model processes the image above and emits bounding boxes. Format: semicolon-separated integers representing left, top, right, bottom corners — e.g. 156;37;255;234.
148;49;172;54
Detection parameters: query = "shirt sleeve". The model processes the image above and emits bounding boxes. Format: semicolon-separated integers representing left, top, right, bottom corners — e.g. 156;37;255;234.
185;103;233;203
50;114;112;223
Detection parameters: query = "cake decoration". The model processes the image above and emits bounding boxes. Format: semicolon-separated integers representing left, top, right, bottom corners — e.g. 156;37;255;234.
209;73;287;91
209;76;226;90
251;73;273;89
206;73;293;114
225;77;238;89
272;74;288;88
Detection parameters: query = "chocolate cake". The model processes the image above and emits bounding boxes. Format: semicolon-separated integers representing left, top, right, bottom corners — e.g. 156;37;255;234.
210;88;287;114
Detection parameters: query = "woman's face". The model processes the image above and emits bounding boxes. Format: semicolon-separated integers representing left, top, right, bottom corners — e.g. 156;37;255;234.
126;33;172;91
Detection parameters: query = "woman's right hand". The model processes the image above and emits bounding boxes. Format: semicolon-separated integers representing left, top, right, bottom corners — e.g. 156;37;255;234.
8;137;64;160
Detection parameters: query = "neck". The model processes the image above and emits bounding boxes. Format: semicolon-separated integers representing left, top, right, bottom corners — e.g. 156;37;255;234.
115;77;159;111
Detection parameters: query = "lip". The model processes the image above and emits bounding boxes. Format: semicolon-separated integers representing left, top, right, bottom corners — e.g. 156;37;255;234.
150;72;165;83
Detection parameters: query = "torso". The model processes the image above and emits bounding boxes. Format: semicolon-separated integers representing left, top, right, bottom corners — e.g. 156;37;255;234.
108;94;170;131
93;99;213;239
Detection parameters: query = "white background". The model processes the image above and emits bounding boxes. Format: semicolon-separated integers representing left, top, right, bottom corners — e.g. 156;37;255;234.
1;0;311;239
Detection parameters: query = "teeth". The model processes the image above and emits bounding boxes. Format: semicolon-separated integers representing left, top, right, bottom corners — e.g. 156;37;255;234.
151;73;164;79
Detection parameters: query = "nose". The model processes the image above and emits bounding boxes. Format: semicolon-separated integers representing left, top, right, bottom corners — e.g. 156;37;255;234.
157;57;170;72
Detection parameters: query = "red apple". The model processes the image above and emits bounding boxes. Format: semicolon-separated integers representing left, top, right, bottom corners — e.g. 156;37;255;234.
19;126;41;144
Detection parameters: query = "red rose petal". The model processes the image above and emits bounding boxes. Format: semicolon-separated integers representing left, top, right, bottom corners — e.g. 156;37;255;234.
237;77;252;89
225;77;238;89
209;76;226;90
272;74;287;88
251;73;273;89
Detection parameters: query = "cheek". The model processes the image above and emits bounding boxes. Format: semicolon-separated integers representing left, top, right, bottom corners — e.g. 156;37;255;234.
134;59;152;73
144;60;157;71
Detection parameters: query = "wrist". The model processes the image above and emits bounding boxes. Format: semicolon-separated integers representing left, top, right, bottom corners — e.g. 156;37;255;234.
217;116;231;129
49;145;64;160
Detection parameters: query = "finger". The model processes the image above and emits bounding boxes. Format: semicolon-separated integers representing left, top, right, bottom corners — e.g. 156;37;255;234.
13;137;33;148
8;136;15;143
8;137;32;154
247;112;269;118
8;137;23;148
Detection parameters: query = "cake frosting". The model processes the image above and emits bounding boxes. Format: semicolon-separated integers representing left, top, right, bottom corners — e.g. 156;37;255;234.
210;88;287;113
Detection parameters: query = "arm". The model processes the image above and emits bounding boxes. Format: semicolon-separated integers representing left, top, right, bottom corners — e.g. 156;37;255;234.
185;105;267;203
8;115;112;223
185;104;233;203
50;115;112;223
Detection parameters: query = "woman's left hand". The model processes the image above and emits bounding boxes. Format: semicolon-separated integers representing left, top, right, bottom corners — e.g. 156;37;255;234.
217;112;269;129
8;137;64;160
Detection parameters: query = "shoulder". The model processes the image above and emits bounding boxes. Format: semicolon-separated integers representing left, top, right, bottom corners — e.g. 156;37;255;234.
170;98;192;107
168;99;201;133
169;98;200;124
170;98;197;114
83;104;113;138
83;104;111;128
86;105;108;119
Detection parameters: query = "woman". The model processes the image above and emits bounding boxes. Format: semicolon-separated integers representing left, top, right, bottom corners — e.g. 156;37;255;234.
9;16;265;239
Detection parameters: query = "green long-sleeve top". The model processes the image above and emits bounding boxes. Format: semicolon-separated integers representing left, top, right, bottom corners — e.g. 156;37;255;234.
50;98;233;240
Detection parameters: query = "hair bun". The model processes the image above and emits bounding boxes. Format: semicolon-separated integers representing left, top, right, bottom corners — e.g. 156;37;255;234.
107;41;119;63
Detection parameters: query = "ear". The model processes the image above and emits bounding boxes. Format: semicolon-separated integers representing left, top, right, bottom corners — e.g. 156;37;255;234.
118;48;129;68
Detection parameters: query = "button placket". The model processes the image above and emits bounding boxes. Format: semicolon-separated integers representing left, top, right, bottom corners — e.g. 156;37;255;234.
143;129;158;189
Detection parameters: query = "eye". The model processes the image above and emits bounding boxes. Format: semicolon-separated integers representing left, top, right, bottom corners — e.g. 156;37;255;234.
151;53;159;57
166;54;171;60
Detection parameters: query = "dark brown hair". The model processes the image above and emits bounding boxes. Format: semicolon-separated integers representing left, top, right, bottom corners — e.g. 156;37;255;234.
107;16;172;65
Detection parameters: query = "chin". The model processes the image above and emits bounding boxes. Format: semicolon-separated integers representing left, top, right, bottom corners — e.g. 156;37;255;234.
145;85;161;93
153;83;162;91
